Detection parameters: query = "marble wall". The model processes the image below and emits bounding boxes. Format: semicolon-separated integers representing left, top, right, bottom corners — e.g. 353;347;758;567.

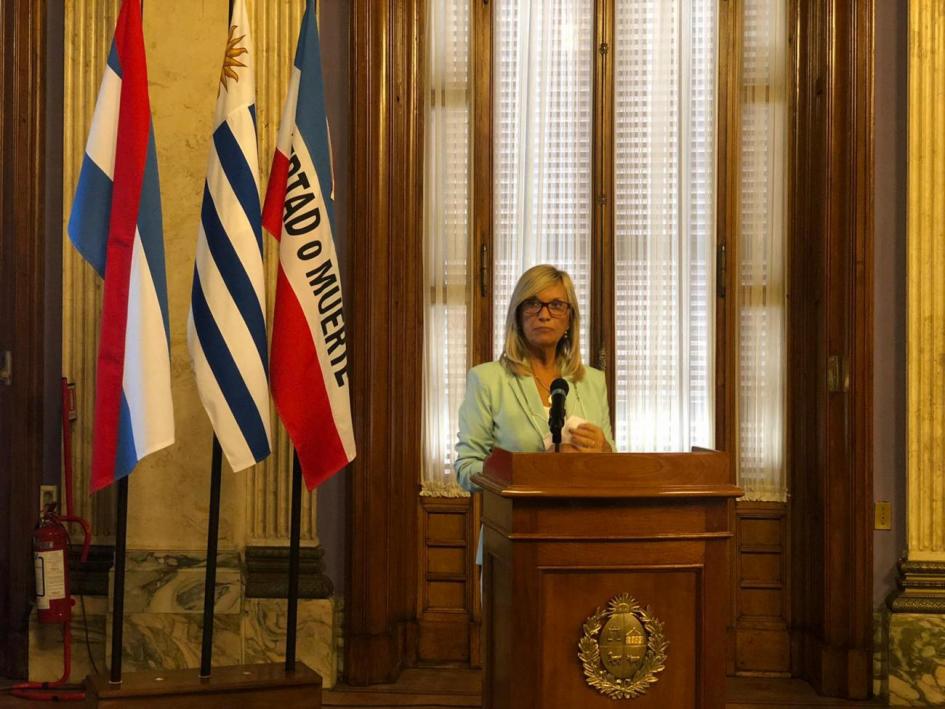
884;614;945;706
29;551;338;688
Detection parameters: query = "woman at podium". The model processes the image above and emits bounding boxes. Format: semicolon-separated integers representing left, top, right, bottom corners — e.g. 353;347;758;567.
454;264;615;494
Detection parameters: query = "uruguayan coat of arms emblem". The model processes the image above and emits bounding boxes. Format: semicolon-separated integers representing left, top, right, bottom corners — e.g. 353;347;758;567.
578;593;669;699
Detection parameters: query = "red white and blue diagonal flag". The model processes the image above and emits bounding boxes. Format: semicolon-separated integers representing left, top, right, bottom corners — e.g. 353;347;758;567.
67;0;174;493
262;0;355;490
187;0;272;471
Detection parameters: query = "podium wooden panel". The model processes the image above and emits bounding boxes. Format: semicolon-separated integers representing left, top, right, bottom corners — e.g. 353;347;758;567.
473;449;740;709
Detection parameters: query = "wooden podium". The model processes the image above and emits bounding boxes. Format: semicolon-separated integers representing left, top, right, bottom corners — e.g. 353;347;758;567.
472;448;741;709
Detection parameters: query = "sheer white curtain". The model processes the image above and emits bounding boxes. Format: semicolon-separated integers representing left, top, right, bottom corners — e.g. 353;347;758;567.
613;0;717;452
737;0;787;501
492;0;594;357
421;0;471;495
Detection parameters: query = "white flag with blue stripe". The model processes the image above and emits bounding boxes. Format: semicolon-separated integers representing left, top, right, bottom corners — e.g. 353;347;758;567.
187;0;272;471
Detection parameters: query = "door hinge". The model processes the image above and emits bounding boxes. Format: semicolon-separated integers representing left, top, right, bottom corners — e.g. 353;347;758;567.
479;244;489;297
827;355;849;393
0;350;11;385
598;346;608;371
716;243;727;298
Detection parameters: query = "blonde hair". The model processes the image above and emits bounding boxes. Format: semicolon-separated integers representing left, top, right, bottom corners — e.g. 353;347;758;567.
499;264;585;380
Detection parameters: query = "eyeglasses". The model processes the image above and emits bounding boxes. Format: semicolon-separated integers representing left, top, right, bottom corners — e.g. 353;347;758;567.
520;298;571;318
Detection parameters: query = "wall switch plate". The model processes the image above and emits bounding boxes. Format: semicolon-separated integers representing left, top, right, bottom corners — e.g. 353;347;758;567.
40;485;58;514
875;500;892;530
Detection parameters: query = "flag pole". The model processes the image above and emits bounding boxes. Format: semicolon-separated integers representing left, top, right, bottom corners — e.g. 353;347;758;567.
196;0;235;679
199;436;223;677
285;451;303;672
108;476;129;684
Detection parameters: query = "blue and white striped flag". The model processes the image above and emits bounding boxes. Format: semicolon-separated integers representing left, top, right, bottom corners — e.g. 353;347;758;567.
187;0;271;471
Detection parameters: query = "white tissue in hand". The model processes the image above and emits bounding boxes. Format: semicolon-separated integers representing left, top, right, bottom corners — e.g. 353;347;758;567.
543;415;587;450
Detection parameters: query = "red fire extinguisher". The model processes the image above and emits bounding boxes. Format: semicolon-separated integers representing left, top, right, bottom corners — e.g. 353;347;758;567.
33;503;91;624
11;504;91;702
12;379;91;702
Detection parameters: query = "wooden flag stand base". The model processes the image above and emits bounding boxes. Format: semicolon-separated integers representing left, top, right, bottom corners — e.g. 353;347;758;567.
83;662;322;708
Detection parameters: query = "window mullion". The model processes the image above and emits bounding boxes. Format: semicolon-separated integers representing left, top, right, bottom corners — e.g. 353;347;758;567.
716;0;744;467
591;0;616;413
470;0;493;367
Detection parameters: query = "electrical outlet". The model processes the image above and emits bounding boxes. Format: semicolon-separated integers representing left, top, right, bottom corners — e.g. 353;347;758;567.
40;485;58;514
875;500;892;530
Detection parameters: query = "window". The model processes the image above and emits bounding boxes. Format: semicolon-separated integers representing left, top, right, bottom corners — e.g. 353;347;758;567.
736;0;787;500
422;0;787;499
421;0;471;494
612;0;717;451
491;0;594;359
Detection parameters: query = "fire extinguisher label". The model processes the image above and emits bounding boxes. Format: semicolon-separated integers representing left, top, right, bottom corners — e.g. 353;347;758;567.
34;550;66;610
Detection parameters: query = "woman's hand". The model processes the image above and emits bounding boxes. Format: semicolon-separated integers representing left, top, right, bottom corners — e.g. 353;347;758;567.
568;423;611;453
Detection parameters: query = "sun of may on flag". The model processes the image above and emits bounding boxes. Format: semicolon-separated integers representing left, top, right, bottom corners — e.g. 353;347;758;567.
262;0;356;490
187;0;272;472
67;0;174;493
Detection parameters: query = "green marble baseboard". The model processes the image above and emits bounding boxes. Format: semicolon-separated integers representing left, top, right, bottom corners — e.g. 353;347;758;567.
28;549;340;688
881;612;945;705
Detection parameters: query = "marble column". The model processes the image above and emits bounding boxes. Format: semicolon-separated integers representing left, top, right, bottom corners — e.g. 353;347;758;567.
884;2;945;704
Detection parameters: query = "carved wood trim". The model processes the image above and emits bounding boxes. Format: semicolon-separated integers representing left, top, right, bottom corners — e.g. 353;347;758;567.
788;0;874;698
0;0;47;678
347;0;425;684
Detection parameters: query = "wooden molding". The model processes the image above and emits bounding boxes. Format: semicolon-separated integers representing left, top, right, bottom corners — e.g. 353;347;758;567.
244;546;333;600
346;0;425;685
788;0;874;698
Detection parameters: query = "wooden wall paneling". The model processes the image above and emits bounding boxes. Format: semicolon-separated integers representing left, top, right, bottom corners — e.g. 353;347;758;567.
788;0;874;698
0;0;47;679
347;0;425;685
734;502;790;675
416;496;479;664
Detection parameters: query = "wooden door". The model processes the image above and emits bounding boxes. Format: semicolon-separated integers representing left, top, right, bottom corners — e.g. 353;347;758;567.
0;0;50;679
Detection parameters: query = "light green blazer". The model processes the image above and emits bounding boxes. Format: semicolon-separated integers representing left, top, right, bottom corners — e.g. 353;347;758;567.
454;360;615;492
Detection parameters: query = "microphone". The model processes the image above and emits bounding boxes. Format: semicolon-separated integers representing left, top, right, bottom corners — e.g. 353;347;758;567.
548;378;568;451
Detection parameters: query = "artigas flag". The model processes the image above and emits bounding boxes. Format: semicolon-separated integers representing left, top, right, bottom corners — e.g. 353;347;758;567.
188;0;272;471
262;0;355;489
67;0;174;492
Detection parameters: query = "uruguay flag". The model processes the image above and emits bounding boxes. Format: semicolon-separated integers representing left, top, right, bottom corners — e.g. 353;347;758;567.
67;0;173;493
262;0;355;490
187;0;271;471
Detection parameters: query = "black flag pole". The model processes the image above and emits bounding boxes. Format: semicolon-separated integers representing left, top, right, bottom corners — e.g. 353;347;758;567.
285;451;303;672
199;436;223;677
109;476;129;684
198;0;234;680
